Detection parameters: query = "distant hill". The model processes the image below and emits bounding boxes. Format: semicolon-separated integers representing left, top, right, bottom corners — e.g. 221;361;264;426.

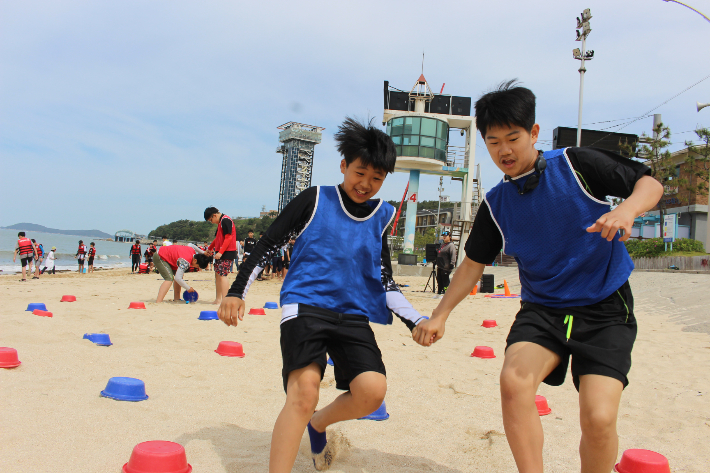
2;223;113;239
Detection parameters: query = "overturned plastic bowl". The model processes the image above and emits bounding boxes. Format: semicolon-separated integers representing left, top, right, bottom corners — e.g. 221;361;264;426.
0;347;21;368
101;377;149;401
248;308;266;315
198;311;218;320
535;395;551;416
26;302;47;312
482;319;497;328
128;302;146;309
83;333;113;346
61;295;76;302
215;341;245;358
471;346;496;359
33;309;53;317
359;401;389;421
183;291;198;303
123;440;192;473
615;449;670;473
264;302;278;309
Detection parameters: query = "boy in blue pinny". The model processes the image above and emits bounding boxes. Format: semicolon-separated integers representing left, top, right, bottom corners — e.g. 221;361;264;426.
413;81;664;473
218;118;425;472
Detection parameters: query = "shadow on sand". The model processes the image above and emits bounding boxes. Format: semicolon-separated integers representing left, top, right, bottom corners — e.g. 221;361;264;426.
175;423;465;473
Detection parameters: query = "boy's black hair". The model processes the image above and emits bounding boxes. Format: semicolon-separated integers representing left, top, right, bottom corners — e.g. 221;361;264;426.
204;207;219;221
90;242;95;246
474;79;536;138
248;230;253;234
334;117;396;173
31;239;36;243
194;254;211;269
162;236;167;239
18;232;25;237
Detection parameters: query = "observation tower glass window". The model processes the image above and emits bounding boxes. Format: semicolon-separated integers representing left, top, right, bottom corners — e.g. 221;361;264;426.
386;116;448;162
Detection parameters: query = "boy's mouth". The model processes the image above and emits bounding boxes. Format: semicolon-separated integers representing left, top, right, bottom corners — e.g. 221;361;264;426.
501;158;516;169
354;189;368;197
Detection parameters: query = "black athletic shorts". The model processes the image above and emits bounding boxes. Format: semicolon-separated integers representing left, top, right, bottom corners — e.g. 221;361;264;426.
279;304;386;393
284;260;290;269
88;257;94;265
20;256;32;268
506;280;636;391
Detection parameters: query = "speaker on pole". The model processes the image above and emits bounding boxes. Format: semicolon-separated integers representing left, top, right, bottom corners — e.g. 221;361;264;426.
425;243;440;264
697;102;710;112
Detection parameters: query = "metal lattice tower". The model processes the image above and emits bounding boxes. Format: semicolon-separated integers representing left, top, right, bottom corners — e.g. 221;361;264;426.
276;122;324;212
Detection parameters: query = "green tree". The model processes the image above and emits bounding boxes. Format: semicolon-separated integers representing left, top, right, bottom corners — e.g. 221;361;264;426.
148;220;217;242
414;227;437;251
677;127;710;207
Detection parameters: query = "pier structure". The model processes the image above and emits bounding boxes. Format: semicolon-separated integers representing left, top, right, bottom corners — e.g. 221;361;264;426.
276;122;324;213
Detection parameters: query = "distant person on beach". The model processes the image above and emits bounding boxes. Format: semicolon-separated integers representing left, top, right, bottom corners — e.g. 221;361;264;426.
152;243;210;302
435;231;457;294
87;242;96;273
130;240;141;273
145;240;158;271
76;240;87;274
412;81;664;473
204;207;238;305
13;232;36;281
217;118;425;472
161;236;172;246
283;237;295;278
242;230;256;262
42;246;57;275
31;239;43;279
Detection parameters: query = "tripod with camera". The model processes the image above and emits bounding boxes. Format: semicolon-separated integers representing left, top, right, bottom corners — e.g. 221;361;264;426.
423;243;440;293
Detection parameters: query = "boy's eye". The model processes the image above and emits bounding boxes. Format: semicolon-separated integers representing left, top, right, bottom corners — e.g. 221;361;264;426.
510;138;518;142
356;172;364;176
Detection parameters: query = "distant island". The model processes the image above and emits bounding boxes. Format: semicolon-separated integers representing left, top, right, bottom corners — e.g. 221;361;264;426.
2;223;113;239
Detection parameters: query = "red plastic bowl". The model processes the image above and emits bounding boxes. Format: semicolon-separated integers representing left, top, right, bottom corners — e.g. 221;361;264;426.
0;347;21;368
60;295;76;302
32;309;53;317
248;308;266;315
215;341;245;358
471;346;496;358
123;440;192;473
535;395;551;415
481;319;497;328
615;449;670;473
128;302;146;309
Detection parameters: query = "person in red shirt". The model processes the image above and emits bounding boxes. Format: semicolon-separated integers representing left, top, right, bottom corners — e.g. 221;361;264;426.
152;244;210;302
204;207;238;305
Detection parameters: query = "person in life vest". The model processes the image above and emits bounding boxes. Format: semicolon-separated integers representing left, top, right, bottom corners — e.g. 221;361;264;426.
153;243;211;302
76;240;87;274
130;240;142;273
204;207;238;305
87;242;97;273
144;240;158;271
31;239;43;279
13;232;37;281
42;246;57;275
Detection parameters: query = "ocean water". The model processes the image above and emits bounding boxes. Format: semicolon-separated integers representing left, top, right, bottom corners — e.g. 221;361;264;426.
0;228;137;274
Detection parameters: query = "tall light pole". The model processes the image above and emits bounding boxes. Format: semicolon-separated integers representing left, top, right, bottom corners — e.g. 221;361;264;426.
574;9;594;147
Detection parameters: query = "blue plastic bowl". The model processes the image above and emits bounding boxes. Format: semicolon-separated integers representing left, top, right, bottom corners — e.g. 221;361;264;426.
264;302;278;309
26;303;47;312
198;310;219;320
359;401;390;421
83;333;113;346
100;377;148;402
183;291;199;303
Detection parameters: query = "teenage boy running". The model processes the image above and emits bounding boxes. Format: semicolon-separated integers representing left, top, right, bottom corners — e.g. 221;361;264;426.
218;118;425;472
204;207;238;304
413;81;664;473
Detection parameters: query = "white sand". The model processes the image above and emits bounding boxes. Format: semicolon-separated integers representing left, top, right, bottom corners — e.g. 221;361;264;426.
1;268;708;472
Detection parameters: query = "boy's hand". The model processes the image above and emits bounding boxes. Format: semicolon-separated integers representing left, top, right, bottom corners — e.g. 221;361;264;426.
187;287;195;292
412;315;447;347
218;297;245;327
214;252;222;260
586;207;635;242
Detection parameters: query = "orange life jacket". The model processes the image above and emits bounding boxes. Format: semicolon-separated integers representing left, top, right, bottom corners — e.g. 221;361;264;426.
18;238;34;256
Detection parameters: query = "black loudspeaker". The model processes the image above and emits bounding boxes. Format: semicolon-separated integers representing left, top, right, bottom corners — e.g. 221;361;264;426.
425;243;440;263
429;95;451;114
480;273;495;293
451;96;472;116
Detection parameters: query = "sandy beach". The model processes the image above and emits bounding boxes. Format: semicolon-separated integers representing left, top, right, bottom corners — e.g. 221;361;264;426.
1;267;709;472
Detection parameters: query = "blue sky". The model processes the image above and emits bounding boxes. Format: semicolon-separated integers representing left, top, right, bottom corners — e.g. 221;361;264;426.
1;0;709;235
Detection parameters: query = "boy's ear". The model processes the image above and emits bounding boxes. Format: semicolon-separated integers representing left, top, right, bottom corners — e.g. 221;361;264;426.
531;123;540;145
340;159;347;174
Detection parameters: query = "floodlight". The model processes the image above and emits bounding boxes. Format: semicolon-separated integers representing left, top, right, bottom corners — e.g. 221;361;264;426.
573;48;582;59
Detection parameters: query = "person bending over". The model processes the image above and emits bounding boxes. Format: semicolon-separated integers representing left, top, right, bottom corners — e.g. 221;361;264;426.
218;118;425;472
413;81;664;473
153;243;210;302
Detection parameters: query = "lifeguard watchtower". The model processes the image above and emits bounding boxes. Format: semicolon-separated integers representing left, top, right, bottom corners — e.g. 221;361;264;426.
276;122;325;212
383;76;480;263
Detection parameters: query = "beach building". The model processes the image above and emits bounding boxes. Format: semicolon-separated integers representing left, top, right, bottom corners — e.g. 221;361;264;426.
633;146;710;250
276;122;324;213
